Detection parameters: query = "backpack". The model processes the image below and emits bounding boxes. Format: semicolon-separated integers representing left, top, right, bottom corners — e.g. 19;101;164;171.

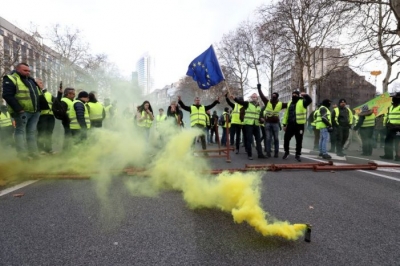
52;98;67;120
218;114;225;126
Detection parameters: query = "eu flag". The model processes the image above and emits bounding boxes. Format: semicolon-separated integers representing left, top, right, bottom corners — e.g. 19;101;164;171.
186;45;225;90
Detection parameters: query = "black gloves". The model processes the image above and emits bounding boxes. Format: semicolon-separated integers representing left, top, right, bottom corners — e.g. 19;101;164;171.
327;127;333;133
257;84;261;90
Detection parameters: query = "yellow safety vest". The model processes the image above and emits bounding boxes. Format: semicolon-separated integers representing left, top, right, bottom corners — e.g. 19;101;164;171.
190;105;206;127
40;91;54;115
387;105;400;125
61;97;74;119
361;113;376;127
263;101;283;118
333;107;353;126
87;102;104;121
315;106;331;129
156;114;167;129
137;110;153;128
231;103;243;125
69;100;91;129
243;103;261;126
283;100;307;125
0;112;12;127
221;112;231;128
6;73;42;113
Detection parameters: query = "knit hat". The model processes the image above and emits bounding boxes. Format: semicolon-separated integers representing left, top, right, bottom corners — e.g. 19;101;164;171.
321;99;331;108
78;91;89;98
293;90;300;96
361;105;369;112
338;98;347;105
272;92;279;98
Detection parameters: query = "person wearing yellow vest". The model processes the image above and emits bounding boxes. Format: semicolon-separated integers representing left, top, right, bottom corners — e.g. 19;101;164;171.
166;101;184;127
380;92;400;161
225;94;244;154
233;93;267;160
210;110;219;144
178;96;220;151
35;78;57;154
56;87;76;151
87;92;106;128
103;98;114;129
219;107;231;146
0;104;15;148
136;100;154;141
258;85;289;158
2;63;42;160
353;105;376;156
308;103;321;151
331;98;353;157
282;90;312;162
156;108;167;130
70;91;91;143
315;99;333;159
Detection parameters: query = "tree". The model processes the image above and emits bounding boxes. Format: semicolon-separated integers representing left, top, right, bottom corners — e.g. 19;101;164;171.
216;30;251;98
260;0;356;102
340;0;400;92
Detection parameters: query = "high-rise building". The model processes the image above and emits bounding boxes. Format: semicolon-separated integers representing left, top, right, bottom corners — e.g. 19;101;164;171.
136;52;155;96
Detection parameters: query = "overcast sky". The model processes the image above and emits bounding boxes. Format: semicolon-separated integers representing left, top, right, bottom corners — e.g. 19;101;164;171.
2;0;268;89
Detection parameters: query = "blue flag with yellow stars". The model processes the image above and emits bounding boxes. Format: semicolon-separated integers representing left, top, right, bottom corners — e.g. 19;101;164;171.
186;45;225;90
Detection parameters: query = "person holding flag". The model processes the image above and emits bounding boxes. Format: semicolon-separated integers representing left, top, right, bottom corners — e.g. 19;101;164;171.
178;96;220;151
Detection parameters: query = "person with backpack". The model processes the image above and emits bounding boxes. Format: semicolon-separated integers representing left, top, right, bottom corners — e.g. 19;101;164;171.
54;87;76;152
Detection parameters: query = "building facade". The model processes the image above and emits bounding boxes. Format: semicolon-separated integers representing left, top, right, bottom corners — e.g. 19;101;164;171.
136;52;155;96
0;16;67;95
272;47;376;107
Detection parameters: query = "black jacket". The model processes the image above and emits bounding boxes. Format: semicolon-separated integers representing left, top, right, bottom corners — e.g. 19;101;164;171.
2;71;41;114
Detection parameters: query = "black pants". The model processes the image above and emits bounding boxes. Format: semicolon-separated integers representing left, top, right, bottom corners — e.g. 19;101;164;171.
90;120;103;128
335;126;350;154
244;124;263;157
329;127;337;152
383;127;400;158
193;124;206;150
313;127;320;149
37;115;55;152
283;123;305;156
229;123;242;150
359;127;374;155
62;121;72;151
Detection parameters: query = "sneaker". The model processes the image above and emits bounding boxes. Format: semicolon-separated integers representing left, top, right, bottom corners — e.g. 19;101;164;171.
248;156;253;160
336;152;346;157
258;154;267;159
235;149;239;154
318;153;323;157
274;153;279;158
295;155;301;162
394;156;400;162
322;154;332;159
266;152;271;158
282;152;289;159
40;151;48;155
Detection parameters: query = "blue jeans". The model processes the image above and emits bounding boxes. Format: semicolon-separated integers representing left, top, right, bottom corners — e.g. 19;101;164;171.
319;128;330;155
265;123;280;154
14;111;40;157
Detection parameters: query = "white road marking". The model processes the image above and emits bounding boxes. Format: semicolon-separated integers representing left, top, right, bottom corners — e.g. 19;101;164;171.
0;180;38;197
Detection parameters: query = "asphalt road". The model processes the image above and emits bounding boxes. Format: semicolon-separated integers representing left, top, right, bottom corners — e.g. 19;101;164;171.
1;133;400;265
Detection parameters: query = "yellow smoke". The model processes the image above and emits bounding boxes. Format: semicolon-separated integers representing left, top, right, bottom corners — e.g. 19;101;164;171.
0;119;306;240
